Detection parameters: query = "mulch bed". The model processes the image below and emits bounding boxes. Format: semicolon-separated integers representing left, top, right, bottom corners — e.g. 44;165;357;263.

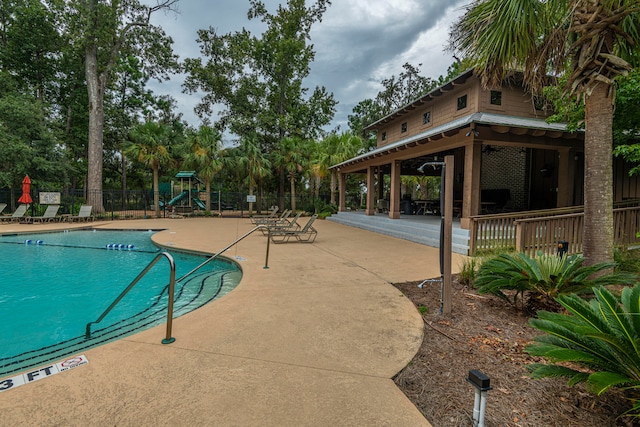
392;277;634;426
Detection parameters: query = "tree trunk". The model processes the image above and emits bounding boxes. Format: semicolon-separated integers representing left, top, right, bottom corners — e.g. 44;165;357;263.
205;180;211;211
330;171;337;205
582;83;614;265
153;165;160;218
290;175;296;212
85;44;105;212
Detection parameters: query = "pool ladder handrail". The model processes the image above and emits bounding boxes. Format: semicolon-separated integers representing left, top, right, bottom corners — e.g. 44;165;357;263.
85;252;177;344
84;224;271;345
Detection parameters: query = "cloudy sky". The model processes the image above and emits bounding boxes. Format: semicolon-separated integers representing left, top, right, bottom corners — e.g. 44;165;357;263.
150;0;469;139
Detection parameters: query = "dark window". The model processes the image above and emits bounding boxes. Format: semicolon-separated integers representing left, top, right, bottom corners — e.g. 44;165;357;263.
457;94;468;110
401;122;407;133
490;90;502;105
423;111;431;124
381;131;387;141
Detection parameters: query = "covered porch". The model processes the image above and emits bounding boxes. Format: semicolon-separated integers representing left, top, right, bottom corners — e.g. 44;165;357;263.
326;210;470;255
331;112;585;230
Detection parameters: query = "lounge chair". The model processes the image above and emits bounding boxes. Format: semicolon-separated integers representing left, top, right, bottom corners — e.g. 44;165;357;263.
260;212;302;235
24;204;61;223
1;204;30;223
250;206;279;224
269;215;318;243
68;205;93;222
253;209;291;225
0;203;6;215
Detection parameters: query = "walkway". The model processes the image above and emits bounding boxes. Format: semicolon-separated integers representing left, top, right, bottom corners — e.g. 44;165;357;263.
0;217;467;426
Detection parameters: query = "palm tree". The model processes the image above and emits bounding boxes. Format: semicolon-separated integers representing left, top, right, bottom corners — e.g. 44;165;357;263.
448;0;640;265
234;135;271;214
181;125;223;211
272;137;307;212
320;133;363;205
126;121;172;218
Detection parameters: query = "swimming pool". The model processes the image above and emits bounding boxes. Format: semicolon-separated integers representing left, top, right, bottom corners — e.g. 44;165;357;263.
0;229;241;377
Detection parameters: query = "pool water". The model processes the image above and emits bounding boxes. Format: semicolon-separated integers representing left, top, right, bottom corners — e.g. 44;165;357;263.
0;229;241;376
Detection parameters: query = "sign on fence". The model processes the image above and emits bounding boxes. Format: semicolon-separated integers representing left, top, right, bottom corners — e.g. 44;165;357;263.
39;192;61;204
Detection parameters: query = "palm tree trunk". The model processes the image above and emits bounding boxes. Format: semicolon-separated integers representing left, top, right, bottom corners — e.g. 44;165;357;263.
153;165;160;218
290;176;296;212
205;180;211;211
582;84;614;265
330;171;337;205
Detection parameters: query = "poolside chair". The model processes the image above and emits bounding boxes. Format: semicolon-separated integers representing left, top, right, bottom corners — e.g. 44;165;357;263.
250;206;279;224
0;203;6;216
1;204;30;223
68;205;93;222
253;209;291;225
24;204;61;223
269;215;318;243
260;211;302;235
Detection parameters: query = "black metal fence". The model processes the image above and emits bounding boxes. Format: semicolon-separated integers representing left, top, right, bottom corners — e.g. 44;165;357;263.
0;188;361;219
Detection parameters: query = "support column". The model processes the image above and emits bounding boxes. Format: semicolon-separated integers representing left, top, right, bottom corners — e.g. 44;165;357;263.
557;148;574;208
443;155;454;315
389;160;401;219
366;166;376;215
461;141;482;229
338;172;346;212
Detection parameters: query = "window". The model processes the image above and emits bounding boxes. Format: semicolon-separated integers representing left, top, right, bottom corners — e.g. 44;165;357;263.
401;122;407;133
381;131;387;141
423;111;431;124
490;90;502;105
457;94;467;110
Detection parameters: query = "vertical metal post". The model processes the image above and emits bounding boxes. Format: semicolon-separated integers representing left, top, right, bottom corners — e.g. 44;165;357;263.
162;258;177;344
443;155;454;314
264;230;271;269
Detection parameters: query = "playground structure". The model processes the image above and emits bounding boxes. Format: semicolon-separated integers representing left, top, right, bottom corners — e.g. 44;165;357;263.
163;171;207;215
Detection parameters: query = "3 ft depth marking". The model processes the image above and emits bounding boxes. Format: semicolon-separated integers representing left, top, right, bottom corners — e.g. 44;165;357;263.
0;354;88;393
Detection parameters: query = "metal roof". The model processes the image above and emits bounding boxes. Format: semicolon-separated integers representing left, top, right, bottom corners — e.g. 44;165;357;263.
330;112;581;170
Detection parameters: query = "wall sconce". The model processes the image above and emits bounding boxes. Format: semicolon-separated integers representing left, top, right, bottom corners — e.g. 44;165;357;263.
466;126;479;137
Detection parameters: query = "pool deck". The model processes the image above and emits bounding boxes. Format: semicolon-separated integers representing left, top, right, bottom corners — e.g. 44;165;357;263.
0;217;467;426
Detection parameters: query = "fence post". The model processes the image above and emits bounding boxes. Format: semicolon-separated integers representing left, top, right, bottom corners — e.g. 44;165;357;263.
515;220;524;254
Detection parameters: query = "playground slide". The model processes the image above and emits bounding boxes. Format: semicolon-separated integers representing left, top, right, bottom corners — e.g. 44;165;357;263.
168;190;189;206
192;198;206;210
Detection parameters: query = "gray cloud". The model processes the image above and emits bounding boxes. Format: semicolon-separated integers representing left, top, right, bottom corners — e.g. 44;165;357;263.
150;0;468;134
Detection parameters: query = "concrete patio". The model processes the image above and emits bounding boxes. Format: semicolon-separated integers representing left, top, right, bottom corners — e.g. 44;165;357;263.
0;216;467;426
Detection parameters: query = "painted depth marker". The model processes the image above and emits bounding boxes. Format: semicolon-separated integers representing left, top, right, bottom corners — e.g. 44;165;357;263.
0;354;89;393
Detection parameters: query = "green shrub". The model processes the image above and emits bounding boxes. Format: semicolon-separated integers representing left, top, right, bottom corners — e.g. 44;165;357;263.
459;257;479;287
527;284;640;419
474;252;636;309
614;247;640;274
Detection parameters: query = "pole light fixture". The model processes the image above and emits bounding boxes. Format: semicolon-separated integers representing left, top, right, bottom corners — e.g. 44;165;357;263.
467;370;491;427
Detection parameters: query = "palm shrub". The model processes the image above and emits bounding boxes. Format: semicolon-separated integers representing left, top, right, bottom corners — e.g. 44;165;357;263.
527;285;640;418
474;252;636;309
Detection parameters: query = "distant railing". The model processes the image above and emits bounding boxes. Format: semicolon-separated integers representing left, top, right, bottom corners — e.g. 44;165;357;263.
469;200;640;256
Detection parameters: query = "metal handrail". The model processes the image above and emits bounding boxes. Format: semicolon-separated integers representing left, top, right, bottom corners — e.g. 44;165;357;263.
84;224;270;345
85;251;176;343
176;224;272;283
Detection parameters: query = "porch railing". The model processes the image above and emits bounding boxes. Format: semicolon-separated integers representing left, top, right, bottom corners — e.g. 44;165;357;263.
469;200;640;256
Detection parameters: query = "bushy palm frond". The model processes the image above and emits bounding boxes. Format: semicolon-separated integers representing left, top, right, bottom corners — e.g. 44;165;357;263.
474;252;637;306
527;285;640;417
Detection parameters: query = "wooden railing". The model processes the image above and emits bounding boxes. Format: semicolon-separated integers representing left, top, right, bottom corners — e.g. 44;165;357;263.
469;200;640;256
469;206;584;255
